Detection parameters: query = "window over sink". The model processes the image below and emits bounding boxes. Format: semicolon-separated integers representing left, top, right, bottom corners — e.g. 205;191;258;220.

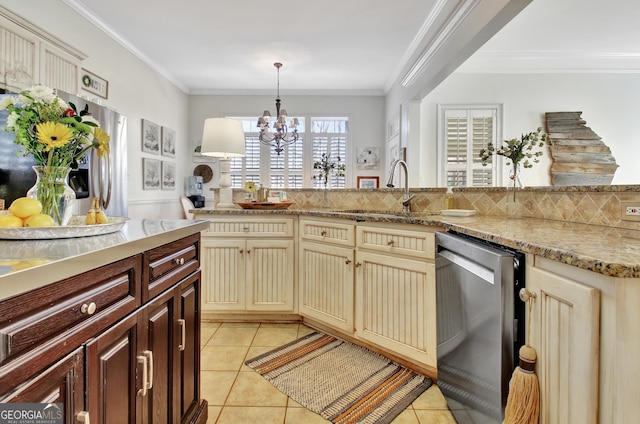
227;117;348;189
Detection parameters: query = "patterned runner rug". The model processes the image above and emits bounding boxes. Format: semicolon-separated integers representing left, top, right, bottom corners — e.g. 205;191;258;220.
245;331;432;424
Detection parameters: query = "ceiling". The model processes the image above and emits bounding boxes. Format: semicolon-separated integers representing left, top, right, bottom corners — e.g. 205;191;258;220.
64;0;640;96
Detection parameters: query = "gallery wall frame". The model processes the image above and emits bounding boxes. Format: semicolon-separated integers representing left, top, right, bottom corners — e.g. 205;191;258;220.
142;119;160;154
142;158;160;190
162;161;176;190
356;147;380;170
357;176;379;189
161;126;176;157
80;68;108;99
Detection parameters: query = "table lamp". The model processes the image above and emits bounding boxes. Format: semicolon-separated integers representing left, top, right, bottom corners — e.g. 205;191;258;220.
200;118;246;209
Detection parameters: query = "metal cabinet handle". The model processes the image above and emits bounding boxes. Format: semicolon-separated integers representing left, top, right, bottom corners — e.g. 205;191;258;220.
519;288;537;303
81;302;97;315
387;240;395;246
320;230;327;236
77;411;90;424
178;319;186;351
243;226;250;232
174;257;185;266
355;262;362;268
144;350;154;390
239;249;244;254
246;249;251;254
137;354;148;396
345;259;352;265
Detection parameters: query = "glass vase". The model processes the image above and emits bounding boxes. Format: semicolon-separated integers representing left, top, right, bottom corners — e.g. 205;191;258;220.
27;166;76;226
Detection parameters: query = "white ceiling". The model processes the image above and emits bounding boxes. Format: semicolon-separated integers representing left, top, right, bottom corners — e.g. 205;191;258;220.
65;0;640;95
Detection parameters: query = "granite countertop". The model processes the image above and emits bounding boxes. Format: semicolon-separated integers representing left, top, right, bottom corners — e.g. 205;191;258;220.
194;208;640;278
0;219;209;300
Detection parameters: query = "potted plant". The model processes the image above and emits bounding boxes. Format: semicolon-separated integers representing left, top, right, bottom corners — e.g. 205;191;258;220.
313;153;346;188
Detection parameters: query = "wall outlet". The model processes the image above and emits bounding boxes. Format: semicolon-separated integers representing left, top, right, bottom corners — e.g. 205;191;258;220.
621;201;640;221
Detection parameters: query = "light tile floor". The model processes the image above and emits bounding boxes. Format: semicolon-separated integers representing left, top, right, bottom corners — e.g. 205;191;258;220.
201;322;457;424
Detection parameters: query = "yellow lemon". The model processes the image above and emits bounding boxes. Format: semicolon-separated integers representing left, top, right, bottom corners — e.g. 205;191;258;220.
8;197;43;218
24;213;56;227
0;214;24;227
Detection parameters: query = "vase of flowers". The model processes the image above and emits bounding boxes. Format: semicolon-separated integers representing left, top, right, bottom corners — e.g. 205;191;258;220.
0;85;110;225
479;127;551;206
313;153;346;188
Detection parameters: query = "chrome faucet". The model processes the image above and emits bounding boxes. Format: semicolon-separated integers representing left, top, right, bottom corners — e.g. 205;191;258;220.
387;159;415;213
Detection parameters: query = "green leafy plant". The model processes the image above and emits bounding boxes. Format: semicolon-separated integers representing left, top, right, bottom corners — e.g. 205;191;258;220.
313;153;346;187
479;127;551;201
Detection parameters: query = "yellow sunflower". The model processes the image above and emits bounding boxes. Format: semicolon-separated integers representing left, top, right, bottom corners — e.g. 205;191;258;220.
244;181;257;193
36;121;73;151
93;127;111;158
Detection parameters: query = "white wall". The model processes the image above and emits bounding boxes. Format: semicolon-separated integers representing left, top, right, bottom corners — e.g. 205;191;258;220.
188;94;385;202
0;0;191;219
418;72;640;187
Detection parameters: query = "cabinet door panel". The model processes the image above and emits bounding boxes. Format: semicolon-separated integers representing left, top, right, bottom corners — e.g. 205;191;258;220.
355;251;436;368
179;272;201;421
1;347;83;422
85;312;143;424
299;241;354;331
201;239;245;311
528;267;600;424
246;240;294;311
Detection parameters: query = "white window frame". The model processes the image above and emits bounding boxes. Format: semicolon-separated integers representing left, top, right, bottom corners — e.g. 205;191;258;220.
436;103;503;187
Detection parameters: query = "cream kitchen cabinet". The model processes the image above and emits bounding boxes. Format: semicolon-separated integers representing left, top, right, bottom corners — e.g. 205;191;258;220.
200;215;296;316
0;7;84;93
354;223;438;372
298;218;356;332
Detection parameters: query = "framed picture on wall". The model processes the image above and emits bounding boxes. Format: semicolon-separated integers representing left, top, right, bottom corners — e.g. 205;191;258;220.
357;176;379;189
161;126;176;157
142;119;160;154
161;161;176;190
142;158;161;190
356;147;381;170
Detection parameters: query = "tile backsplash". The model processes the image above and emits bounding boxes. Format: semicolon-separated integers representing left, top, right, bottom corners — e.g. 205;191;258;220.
215;185;640;230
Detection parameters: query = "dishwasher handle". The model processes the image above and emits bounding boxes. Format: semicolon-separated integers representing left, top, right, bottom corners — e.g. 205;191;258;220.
438;248;495;284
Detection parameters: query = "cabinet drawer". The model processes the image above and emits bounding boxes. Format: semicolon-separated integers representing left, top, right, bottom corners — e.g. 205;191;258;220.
300;218;355;247
144;233;200;301
0;255;140;369
356;224;435;259
204;216;294;237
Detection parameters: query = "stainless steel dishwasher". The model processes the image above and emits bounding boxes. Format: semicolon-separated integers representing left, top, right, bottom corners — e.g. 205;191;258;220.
435;231;525;423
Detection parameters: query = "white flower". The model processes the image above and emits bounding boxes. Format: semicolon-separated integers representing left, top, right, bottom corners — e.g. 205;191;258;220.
0;96;16;110
6;111;18;129
26;85;56;104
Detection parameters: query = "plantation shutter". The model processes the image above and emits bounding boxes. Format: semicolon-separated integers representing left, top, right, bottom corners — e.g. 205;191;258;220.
443;108;497;187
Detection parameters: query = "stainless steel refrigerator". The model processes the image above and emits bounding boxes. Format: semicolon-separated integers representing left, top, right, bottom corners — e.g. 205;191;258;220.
0;90;128;217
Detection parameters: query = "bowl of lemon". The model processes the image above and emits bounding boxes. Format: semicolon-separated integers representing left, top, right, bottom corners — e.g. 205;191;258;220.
0;197;127;240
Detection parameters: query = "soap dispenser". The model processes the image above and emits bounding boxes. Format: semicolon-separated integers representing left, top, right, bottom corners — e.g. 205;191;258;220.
444;187;455;210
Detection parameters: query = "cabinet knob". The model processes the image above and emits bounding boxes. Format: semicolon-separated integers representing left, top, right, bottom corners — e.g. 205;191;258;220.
174;257;185;265
243;226;250;232
81;302;97;315
77;411;91;424
387;240;395;246
355;262;362;268
519;288;537;303
320;230;327;236
240;249;244;254
345;259;352;265
247;249;251;254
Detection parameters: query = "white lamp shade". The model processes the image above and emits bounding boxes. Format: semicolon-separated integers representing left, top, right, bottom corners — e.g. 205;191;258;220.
200;118;246;158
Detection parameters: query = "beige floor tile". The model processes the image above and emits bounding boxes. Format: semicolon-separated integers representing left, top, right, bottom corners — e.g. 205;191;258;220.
390;408;420;423
412;385;450;410
297;324;316;338
284;407;330;423
216;406;286;424
242;345;279;371
414;409;458;424
201;322;220;346
287;398;303;408
207;327;258;346
252;326;300;347
206;405;222;423
226;371;288;407
201;345;249;371
219;322;260;328
201;370;237;406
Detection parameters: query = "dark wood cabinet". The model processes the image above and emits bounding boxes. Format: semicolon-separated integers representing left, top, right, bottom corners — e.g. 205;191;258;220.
0;233;207;424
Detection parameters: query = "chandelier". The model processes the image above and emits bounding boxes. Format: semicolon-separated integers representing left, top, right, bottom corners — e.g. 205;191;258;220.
256;62;299;155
